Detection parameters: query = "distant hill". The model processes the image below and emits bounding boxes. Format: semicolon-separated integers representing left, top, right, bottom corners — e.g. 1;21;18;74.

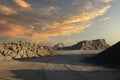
92;41;120;65
56;39;109;50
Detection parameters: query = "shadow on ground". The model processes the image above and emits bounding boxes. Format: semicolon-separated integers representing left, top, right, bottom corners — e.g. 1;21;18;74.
16;53;120;69
11;69;120;80
11;53;120;80
16;54;95;66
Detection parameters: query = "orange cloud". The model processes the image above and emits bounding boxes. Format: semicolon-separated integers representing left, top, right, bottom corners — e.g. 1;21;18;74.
28;23;91;42
62;5;111;24
102;0;112;3
0;5;111;42
0;5;17;15
28;5;111;42
0;22;34;38
13;0;30;8
0;0;112;43
0;20;7;24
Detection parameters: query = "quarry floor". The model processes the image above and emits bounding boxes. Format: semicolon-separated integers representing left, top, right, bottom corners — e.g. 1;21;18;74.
0;50;120;80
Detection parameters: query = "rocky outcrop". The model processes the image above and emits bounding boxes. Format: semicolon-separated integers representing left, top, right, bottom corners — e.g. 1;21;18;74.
92;41;120;65
57;39;109;50
53;43;64;50
0;41;54;59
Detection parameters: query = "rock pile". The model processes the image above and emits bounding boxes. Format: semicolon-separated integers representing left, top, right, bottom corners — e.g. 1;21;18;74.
0;41;54;59
57;39;109;50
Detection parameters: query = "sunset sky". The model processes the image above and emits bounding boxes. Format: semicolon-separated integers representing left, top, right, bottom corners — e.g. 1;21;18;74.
0;0;119;46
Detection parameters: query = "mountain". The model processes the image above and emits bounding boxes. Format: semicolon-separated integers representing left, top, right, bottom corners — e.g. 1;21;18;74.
57;39;109;50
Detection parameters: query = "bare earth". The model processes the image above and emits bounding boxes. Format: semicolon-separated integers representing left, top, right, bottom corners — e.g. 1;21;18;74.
0;50;120;80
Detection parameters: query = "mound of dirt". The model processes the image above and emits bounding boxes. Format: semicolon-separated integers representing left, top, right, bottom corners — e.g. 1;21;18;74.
92;41;120;65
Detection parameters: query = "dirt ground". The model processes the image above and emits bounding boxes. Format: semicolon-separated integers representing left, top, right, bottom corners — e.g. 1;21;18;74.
0;50;120;80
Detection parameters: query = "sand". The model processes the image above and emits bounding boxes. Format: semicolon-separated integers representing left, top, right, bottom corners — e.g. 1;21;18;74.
0;50;120;80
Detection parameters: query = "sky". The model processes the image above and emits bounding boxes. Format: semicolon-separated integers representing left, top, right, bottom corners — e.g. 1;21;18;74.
0;0;119;46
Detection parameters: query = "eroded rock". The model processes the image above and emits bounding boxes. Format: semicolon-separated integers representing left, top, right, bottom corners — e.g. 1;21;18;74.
0;41;54;59
57;39;109;50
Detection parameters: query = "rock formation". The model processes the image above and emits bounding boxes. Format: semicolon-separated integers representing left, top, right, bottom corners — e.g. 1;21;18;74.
0;41;54;59
91;41;120;65
57;39;109;50
53;43;64;50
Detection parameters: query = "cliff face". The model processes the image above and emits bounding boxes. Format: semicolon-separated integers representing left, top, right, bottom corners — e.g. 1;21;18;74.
0;41;54;59
57;39;109;50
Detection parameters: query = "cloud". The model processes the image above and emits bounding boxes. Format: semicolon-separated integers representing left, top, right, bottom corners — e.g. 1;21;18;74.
93;0;113;4
0;0;112;43
33;6;60;16
72;0;79;5
51;0;58;3
61;5;111;24
102;17;111;21
0;5;17;15
0;20;7;24
98;17;111;22
13;0;30;8
0;23;34;37
102;0;113;3
40;23;91;36
20;22;91;42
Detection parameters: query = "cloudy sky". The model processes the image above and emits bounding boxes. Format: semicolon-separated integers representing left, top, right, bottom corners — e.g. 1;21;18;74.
0;0;119;45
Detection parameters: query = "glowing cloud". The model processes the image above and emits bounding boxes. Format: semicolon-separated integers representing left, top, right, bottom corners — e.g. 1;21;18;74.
0;20;7;24
0;24;34;37
103;0;112;3
13;0;30;8
0;5;17;15
62;5;111;24
0;0;113;43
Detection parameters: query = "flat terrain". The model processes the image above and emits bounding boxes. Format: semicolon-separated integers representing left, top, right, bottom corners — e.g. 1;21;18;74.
0;50;120;80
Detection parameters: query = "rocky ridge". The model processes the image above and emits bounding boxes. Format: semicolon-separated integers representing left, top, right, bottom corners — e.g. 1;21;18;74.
57;39;109;50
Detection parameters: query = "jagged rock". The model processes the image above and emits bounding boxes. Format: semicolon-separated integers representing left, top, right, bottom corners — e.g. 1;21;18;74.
57;39;109;50
0;41;54;59
92;41;120;65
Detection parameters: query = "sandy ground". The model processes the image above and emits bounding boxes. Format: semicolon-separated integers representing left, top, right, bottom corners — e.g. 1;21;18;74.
0;50;120;80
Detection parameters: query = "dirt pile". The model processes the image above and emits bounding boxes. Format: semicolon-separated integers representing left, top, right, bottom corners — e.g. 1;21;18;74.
92;42;120;65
